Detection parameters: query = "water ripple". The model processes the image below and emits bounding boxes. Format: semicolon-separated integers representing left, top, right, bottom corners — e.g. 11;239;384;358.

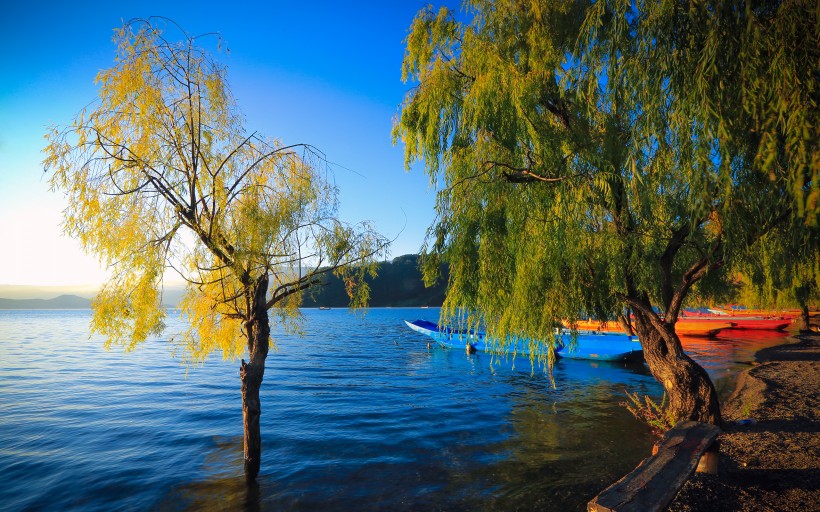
0;309;790;511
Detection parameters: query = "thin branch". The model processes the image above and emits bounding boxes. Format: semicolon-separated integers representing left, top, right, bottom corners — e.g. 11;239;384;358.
224;143;307;203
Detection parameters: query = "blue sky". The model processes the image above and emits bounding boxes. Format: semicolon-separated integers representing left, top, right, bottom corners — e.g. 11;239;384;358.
0;1;455;287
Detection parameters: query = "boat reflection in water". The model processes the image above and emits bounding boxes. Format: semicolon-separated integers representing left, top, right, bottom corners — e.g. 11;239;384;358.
679;329;792;398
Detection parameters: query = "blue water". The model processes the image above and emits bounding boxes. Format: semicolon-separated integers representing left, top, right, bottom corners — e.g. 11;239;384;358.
0;309;790;511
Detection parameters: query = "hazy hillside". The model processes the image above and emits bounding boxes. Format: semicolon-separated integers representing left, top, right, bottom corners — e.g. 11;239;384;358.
0;285;185;308
0;285;97;300
0;295;92;309
302;254;447;308
0;255;445;309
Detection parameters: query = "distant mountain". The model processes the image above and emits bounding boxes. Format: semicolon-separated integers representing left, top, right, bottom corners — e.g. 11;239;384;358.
0;284;185;308
0;255;446;309
302;254;448;308
0;294;92;309
0;284;97;300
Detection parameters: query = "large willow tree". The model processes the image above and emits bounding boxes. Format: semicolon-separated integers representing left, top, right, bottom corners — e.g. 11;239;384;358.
45;19;387;480
395;0;816;424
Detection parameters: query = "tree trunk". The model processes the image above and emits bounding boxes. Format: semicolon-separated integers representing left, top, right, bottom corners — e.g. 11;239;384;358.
798;304;811;333
240;275;270;482
632;315;722;426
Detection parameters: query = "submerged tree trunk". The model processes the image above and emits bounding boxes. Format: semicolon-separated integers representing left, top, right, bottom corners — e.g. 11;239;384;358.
240;275;271;482
632;313;722;426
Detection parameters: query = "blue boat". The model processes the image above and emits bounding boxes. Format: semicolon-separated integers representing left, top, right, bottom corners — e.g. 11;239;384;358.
404;319;644;362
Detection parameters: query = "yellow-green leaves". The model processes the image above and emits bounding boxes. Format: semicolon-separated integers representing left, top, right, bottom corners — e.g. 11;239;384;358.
45;18;388;362
92;263;165;351
178;276;245;362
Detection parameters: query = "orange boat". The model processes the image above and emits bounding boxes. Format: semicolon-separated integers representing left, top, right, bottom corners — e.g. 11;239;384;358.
682;313;793;331
675;319;735;337
573;319;625;332
570;319;733;337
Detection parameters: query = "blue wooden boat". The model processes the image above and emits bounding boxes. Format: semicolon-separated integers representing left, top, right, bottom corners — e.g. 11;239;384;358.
404;319;644;362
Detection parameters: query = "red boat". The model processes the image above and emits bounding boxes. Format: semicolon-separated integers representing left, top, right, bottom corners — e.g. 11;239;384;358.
721;318;792;331
707;306;801;319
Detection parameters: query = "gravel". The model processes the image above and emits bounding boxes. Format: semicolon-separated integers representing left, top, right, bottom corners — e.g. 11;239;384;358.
668;334;820;512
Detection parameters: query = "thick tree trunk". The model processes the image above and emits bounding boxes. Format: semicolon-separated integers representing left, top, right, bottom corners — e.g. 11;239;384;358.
240;275;270;482
240;358;263;480
632;315;722;426
799;304;811;333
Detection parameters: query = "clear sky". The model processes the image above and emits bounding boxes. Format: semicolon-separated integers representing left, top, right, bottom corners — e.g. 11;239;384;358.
0;1;452;289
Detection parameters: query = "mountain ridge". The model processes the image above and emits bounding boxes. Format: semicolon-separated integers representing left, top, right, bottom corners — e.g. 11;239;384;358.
302;254;447;308
0;255;447;309
0;294;92;309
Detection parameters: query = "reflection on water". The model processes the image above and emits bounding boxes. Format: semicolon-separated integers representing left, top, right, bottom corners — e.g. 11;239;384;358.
158;360;657;511
680;329;791;398
162;475;261;512
0;309;791;511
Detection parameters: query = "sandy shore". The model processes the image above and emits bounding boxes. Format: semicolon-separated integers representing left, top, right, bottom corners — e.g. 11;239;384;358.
668;333;820;511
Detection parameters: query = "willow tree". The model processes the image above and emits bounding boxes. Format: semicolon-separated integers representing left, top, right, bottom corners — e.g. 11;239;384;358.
45;18;387;481
395;1;815;425
637;0;819;331
731;219;820;332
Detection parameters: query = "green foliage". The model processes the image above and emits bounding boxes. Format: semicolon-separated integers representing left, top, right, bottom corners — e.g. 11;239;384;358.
622;390;675;439
394;0;815;351
45;18;387;360
730;218;820;311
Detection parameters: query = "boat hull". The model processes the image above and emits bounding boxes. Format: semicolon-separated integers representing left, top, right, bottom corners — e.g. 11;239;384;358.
682;315;793;331
571;318;732;337
675;320;734;337
405;320;644;362
707;307;804;319
725;319;792;331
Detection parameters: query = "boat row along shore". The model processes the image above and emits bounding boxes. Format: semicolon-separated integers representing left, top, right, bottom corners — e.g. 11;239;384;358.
405;307;815;363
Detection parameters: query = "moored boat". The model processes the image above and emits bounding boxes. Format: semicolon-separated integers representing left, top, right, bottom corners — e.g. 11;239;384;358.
705;305;820;320
574;319;624;332
724;318;793;331
681;311;793;331
404;319;644;362
675;319;735;337
570;318;732;337
707;306;800;318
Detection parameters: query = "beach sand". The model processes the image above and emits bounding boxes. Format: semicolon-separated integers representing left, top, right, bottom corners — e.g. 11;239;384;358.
668;333;820;511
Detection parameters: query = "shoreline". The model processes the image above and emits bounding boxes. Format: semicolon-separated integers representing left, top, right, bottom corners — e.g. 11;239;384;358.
669;333;820;511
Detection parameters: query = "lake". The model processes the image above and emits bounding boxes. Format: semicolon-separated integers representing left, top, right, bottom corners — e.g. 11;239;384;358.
0;309;790;511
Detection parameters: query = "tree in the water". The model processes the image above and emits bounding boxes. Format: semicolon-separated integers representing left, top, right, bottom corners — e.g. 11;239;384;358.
45;18;387;481
394;1;816;425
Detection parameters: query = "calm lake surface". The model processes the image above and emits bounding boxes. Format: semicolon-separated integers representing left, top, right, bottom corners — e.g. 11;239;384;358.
0;308;790;511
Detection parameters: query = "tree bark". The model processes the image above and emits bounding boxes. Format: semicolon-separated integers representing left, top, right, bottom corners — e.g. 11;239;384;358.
632;313;722;426
240;275;270;482
799;304;811;333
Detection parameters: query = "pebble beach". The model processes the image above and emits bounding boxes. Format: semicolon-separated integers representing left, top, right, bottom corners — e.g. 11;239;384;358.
669;333;820;511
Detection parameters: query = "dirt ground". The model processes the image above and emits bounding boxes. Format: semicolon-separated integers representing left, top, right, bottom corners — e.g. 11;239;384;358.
668;334;820;511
